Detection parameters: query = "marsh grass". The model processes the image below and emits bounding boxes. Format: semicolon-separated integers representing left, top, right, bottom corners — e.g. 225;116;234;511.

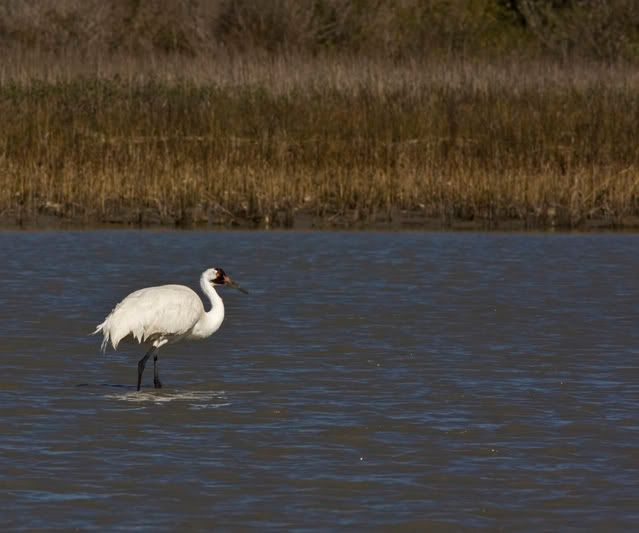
1;54;638;228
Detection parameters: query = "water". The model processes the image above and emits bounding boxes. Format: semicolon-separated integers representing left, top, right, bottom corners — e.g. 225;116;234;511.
1;230;638;530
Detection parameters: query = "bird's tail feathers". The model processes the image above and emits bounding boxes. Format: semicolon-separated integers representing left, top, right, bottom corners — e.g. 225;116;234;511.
92;320;111;354
100;334;110;354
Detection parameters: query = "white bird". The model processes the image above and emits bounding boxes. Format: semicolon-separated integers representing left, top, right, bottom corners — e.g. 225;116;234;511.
93;267;247;391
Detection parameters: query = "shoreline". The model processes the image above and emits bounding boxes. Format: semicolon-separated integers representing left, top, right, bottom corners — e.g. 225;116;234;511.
3;208;639;232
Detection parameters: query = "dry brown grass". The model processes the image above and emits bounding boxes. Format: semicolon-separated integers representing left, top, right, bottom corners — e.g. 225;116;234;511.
1;54;638;228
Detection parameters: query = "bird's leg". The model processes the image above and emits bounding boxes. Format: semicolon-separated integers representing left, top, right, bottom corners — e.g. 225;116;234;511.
137;347;156;391
153;354;162;389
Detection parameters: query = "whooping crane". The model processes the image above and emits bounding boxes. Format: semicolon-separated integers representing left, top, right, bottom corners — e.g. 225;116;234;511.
94;267;247;391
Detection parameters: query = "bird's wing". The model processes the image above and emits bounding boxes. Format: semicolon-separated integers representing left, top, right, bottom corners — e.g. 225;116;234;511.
97;284;203;351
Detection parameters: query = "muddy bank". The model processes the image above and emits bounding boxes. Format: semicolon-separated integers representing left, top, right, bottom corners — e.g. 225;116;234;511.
3;203;639;231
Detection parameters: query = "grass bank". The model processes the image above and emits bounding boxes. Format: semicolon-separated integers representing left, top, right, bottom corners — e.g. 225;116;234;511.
1;56;639;229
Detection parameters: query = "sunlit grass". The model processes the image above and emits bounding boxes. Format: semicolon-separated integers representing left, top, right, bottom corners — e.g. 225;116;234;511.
1;55;638;228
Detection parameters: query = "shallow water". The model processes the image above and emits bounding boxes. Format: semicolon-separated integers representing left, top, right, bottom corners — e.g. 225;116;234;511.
1;230;638;530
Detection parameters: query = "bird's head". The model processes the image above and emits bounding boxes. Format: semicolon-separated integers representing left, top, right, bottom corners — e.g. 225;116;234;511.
205;267;248;294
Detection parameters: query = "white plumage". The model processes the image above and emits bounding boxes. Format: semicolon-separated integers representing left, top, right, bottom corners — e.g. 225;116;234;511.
96;285;204;352
94;267;247;391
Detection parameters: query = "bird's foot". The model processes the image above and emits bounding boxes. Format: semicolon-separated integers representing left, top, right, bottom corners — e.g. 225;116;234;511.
153;379;162;389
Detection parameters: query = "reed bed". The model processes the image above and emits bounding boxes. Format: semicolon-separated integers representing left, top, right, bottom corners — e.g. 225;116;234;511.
1;55;638;229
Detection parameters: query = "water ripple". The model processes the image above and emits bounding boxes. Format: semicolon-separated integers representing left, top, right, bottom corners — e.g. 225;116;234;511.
1;231;638;530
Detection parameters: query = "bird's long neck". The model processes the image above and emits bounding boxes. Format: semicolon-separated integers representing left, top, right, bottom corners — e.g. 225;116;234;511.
195;274;225;338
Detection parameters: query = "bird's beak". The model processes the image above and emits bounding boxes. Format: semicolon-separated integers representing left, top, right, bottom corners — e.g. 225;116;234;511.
224;275;248;294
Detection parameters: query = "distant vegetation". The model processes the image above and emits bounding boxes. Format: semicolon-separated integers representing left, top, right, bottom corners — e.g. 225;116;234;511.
1;1;638;229
2;1;639;61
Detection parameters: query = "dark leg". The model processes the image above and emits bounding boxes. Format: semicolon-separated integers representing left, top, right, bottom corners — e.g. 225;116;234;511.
137;347;156;391
153;354;162;389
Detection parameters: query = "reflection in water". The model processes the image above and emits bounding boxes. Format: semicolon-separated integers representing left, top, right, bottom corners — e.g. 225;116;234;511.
1;230;638;530
104;389;230;408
